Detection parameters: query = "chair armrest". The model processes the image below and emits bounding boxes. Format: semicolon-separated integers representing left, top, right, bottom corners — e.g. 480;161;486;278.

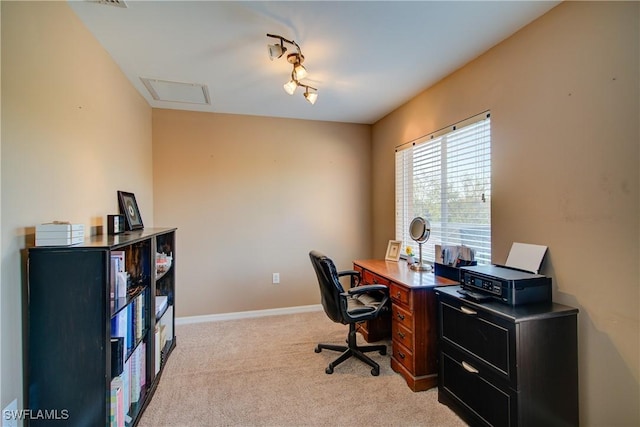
338;269;361;287
347;284;388;296
339;284;390;322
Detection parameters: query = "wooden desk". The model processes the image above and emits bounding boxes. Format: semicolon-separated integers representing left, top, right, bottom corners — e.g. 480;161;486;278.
353;259;457;391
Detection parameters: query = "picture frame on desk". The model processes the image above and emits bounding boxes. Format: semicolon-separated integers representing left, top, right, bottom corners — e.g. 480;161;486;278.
385;240;402;261
117;191;144;231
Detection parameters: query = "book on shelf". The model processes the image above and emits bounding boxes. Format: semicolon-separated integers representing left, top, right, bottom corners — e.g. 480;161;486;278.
111;309;129;359
140;342;146;391
122;358;131;415
110;251;127;301
128;342;147;405
130;347;140;404
135;292;144;341
110;337;124;378
110;377;125;427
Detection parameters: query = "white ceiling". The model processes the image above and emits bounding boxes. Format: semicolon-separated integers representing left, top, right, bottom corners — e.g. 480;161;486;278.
69;0;560;124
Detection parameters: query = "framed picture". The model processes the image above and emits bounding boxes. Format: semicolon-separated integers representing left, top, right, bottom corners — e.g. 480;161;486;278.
117;191;144;231
385;240;402;262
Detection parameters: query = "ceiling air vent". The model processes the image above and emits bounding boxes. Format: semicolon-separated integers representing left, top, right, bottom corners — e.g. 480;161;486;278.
95;0;128;8
140;78;211;105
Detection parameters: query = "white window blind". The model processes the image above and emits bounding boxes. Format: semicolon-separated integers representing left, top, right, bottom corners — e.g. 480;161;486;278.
395;112;491;264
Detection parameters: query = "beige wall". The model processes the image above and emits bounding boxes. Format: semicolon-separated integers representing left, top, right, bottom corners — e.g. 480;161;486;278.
1;1;153;411
372;2;639;425
152;109;371;317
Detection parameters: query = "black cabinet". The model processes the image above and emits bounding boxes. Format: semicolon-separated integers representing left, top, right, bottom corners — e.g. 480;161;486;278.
435;286;579;427
27;228;177;426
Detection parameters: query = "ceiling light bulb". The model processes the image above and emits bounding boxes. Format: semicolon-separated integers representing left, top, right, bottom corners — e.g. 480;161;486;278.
304;90;318;105
283;79;298;95
268;43;286;60
293;63;308;80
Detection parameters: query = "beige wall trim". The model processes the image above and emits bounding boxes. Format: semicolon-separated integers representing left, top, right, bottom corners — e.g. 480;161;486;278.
176;304;323;325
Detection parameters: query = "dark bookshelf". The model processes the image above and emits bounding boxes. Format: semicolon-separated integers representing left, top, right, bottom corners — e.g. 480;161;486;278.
26;228;177;426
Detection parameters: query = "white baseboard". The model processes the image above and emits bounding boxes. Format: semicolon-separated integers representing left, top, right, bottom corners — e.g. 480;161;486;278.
175;304;323;325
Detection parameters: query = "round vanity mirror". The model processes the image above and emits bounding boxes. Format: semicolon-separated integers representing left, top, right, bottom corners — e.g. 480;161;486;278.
409;217;430;243
409;217;432;272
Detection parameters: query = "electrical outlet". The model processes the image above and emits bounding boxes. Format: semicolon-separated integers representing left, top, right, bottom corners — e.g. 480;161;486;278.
272;273;280;284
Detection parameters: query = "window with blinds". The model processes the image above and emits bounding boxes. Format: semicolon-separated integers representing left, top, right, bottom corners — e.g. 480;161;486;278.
395;112;491;265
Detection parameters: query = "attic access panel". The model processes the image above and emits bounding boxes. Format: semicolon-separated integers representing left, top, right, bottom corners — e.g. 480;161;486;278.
140;78;211;105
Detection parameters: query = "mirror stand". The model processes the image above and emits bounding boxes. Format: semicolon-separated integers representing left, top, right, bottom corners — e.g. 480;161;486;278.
410;242;432;272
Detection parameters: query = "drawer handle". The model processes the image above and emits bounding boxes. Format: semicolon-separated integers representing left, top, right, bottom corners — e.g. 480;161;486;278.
397;313;405;321
460;306;477;316
397;351;406;360
397;331;406;339
396;291;402;299
462;361;479;374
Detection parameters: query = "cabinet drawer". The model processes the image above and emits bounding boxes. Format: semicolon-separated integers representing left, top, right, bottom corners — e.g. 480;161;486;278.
391;320;413;351
391;304;413;329
362;269;390;286
440;300;514;380
393;341;414;372
389;282;411;307
440;349;517;427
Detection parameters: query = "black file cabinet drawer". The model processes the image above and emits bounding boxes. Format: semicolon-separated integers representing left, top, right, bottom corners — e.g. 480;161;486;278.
436;286;579;427
440;300;515;384
440;348;517;427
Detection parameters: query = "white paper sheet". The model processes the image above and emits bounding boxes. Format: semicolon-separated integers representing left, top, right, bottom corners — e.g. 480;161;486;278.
504;242;548;274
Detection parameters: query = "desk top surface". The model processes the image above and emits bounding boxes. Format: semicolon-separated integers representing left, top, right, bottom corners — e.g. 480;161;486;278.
353;259;458;289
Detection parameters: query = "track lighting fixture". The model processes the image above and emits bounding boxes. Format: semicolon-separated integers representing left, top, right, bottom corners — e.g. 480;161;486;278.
281;75;317;105
267;38;287;60
267;33;318;105
301;84;318;105
283;76;298;95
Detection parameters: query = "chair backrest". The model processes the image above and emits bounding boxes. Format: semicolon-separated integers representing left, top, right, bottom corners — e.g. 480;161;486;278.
309;250;345;324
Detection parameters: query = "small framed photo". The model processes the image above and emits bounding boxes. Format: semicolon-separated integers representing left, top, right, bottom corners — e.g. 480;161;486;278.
117;191;144;231
385;240;402;262
107;214;126;235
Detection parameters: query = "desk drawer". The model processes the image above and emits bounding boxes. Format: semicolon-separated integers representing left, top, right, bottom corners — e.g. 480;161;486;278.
393;341;414;373
362;270;390;286
390;282;411;307
392;320;413;351
391;304;413;330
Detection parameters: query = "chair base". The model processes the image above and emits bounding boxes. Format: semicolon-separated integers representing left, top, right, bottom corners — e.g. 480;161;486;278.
314;323;387;376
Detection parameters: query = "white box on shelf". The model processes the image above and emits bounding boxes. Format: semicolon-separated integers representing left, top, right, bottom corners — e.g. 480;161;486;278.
155;295;168;318
154;326;161;375
161;305;173;340
35;223;85;246
36;222;84;233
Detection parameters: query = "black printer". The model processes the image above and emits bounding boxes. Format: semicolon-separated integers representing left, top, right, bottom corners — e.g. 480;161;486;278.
458;264;551;306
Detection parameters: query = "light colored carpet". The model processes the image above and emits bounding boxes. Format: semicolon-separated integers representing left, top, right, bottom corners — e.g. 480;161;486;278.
138;310;468;426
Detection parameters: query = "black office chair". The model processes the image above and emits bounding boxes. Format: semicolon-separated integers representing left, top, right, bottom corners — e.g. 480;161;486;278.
309;250;389;376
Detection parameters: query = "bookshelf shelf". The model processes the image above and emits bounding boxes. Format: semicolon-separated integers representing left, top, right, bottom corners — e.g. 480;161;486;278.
27;227;177;427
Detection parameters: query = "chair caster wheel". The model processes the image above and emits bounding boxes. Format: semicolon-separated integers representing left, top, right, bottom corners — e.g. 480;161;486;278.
326;365;334;374
371;367;380;376
314;346;321;353
380;348;387;356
